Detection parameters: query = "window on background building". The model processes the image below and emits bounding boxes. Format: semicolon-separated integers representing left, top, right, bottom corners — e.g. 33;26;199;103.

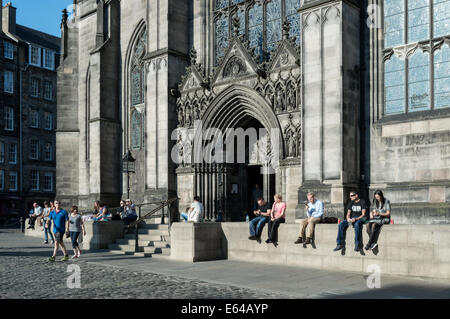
4;41;13;59
30;110;39;128
31;78;40;97
4;71;13;93
9;171;17;191
0;170;4;190
214;0;302;65
44;173;53;192
384;0;450;115
44;81;53;100
29;46;41;66
44;143;53;161
43;49;55;70
4;107;14;131
8;143;17;164
31;170;39;191
44;112;53;130
30;140;39;160
0;142;4;163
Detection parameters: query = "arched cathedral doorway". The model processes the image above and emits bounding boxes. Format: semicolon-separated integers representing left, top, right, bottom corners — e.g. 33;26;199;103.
176;32;302;222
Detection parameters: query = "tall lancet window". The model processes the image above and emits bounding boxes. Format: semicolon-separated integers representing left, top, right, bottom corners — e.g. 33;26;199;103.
130;27;147;149
213;0;302;65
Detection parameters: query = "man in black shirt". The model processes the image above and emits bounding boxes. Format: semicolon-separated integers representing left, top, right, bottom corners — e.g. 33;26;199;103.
248;198;271;243
333;191;367;252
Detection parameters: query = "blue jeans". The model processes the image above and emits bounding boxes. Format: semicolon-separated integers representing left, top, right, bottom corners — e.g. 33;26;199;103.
336;220;364;247
44;223;54;242
123;215;137;225
181;212;188;223
70;231;81;249
249;216;269;237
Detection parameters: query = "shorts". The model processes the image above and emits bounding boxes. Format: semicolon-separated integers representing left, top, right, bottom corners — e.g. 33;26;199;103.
55;232;65;243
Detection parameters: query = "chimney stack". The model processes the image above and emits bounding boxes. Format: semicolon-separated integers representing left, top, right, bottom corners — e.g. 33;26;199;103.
2;2;16;35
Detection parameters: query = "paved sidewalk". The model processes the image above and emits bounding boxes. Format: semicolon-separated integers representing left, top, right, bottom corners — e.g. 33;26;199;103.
2;230;450;299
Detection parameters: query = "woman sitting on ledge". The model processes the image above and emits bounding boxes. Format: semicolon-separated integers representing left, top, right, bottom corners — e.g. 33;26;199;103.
365;190;391;251
93;201;111;222
266;194;286;246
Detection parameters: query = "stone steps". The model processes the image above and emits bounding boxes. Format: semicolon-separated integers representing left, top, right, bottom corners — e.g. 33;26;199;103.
107;221;171;258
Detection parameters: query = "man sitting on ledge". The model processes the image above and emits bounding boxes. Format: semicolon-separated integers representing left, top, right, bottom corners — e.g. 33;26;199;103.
333;191;367;253
187;196;204;223
295;192;323;247
248;197;271;243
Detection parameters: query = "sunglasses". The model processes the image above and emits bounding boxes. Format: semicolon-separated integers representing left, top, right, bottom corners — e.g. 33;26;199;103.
350;194;356;197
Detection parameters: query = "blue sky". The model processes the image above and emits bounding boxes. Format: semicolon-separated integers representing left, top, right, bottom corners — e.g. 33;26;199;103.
8;0;69;37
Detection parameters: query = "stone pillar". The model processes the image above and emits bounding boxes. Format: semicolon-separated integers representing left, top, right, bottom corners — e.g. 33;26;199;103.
299;0;361;217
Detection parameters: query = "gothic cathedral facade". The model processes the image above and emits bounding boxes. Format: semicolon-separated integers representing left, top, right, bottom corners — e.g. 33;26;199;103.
57;0;450;224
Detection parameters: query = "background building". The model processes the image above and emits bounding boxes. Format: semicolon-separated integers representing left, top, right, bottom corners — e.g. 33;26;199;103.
57;0;450;224
0;1;59;222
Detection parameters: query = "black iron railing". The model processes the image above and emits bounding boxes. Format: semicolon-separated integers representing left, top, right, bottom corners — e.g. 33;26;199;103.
126;198;179;253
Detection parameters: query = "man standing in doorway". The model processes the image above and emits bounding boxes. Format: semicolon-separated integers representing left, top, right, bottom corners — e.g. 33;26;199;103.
333;191;367;252
47;200;70;262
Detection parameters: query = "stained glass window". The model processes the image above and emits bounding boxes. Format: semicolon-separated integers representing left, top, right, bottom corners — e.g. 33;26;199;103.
131;67;143;106
216;0;228;10
384;0;405;48
385;55;406;114
248;3;263;61
286;0;301;45
408;51;430;112
215;14;229;62
434;0;450;37
434;45;450;109
266;0;282;53
408;0;429;42
233;9;245;36
214;0;302;64
131;110;142;149
383;0;450;115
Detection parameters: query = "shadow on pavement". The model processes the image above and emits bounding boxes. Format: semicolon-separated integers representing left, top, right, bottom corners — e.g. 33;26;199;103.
323;284;450;299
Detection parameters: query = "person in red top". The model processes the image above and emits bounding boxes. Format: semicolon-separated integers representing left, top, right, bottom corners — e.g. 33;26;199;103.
266;194;286;246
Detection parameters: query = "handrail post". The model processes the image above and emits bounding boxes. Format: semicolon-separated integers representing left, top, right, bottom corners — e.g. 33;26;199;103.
135;205;141;253
161;201;165;225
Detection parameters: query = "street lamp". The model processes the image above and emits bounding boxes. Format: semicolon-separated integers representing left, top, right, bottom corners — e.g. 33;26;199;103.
122;150;136;200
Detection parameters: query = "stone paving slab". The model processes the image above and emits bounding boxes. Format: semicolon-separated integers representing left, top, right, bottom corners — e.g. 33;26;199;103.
1;230;450;299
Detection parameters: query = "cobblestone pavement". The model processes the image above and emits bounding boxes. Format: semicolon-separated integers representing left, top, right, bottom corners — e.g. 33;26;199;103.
0;230;290;299
2;230;450;299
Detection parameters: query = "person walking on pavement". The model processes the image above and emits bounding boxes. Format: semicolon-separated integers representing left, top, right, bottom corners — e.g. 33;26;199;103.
42;201;54;245
46;200;70;262
69;206;86;259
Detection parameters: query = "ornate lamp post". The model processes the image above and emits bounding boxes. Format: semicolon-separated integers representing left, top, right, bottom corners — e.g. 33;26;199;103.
122;150;136;200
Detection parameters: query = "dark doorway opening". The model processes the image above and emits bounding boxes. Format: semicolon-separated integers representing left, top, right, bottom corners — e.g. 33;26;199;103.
246;165;264;220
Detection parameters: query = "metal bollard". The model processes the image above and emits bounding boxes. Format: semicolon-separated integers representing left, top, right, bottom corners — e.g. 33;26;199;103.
20;217;24;233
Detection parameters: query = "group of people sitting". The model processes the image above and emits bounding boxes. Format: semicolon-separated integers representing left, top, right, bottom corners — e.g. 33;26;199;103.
83;199;138;226
248;190;391;252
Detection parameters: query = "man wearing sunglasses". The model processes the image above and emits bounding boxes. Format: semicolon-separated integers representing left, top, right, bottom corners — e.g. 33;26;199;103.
333;191;367;252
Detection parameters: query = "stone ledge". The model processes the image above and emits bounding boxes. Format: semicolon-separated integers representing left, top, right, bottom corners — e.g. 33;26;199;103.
171;222;450;279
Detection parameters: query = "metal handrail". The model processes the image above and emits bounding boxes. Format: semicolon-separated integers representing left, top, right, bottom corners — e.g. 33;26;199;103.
127;197;179;229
